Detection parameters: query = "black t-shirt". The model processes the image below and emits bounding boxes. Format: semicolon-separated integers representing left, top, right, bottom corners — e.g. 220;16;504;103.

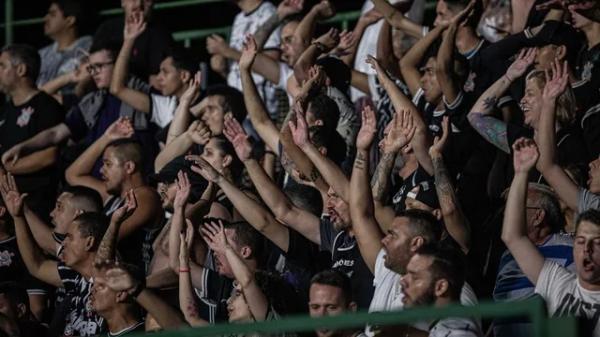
193;266;233;323
392;165;433;212
94;18;174;81
57;262;105;337
0;236;48;293
0;91;64;190
319;217;374;309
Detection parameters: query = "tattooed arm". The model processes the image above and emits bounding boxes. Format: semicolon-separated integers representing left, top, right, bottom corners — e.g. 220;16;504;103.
94;191;137;266
468;48;537;154
429;117;470;253
371;152;398;231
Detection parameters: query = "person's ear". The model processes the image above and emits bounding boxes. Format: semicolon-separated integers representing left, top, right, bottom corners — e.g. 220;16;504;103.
348;301;357;312
432;209;443;221
65;16;76;29
116;290;129;303
533;209;546;228
222;154;232;169
124;161;136;175
16;303;27;318
85;236;96;252
240;246;251;259
181;70;192;83
556;45;567;61
434;279;449;298
318;146;327;157
410;236;424;253
15;63;27;78
314;119;324;127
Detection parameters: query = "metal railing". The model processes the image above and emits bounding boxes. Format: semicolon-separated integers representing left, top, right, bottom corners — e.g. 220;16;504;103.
126;297;578;337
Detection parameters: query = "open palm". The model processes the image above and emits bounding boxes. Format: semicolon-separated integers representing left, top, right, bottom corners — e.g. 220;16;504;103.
356;105;377;150
512;138;539;173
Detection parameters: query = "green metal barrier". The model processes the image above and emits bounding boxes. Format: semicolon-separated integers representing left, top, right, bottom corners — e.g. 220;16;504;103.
126;297;577;337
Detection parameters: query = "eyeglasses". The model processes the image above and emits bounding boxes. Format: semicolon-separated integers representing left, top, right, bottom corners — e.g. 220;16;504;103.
86;61;114;75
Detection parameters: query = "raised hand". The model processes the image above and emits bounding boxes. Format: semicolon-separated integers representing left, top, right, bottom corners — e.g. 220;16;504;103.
200;219;228;254
104;117;134;141
450;0;477;26
223;116;253;162
124;12;147;41
239;34;258;71
277;0;304;18
181;71;202;103
512;138;539;173
187;120;211;145
313;0;336;19
179;219;195;266
288;102;311;149
110;189;137;225
314;28;340;52
365;54;385;75
543;60;569;101
105;266;139;292
173;171;191;210
506;48;537;82
206;34;228;56
0;173;27;217
380;109;416;154
331;30;356;57
187;155;222;183
429;116;450;158
356;105;377;151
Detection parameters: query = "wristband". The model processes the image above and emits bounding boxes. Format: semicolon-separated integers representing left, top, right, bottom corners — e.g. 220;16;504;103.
179;268;190;273
504;74;514;82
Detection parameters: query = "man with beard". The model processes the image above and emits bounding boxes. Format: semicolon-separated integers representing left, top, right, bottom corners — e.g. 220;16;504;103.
65;118;164;270
503;138;600;337
400;245;481;336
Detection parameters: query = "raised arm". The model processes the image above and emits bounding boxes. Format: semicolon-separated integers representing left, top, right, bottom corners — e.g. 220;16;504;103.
168;171;194;272
536;60;580;211
178;223;208;327
65;117;134;202
372;110;417;231
23;205;56;255
294;0;336;52
367;55;433;175
239;35;281;152
293;28;339;84
371;0;423;39
468;48;537;154
254;0;304;48
223;116;321;244
501;138;545;284
155;120;210;172
95;190;137;266
0;174;61;287
289;101;349;201
189;154;290;252
349;106;384;273
166;72;201;145
429;117;470;253
105;266;186;329
1;123;71;167
436;20;462;104
399;25;446;96
109;12;150;114
3;147;59;175
203;220;269;321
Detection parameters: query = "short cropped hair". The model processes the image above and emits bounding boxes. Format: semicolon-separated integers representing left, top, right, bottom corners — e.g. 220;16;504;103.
105;139;144;172
52;0;91;32
416;243;466;299
307;93;340;133
215;218;264;261
205;85;247;123
1;44;41;82
74;212;109;251
284;183;323;216
310;269;353;304
576;209;600;231
63;185;103;213
165;45;199;74
395;209;442;243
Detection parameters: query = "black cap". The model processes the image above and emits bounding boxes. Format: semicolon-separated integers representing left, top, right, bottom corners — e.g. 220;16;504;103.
150;156;208;203
534;20;584;66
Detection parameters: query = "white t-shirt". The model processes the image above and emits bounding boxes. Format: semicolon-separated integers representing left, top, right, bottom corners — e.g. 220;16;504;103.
227;1;280;115
429;317;482;337
367;249;480;335
535;261;600;336
150;94;178;128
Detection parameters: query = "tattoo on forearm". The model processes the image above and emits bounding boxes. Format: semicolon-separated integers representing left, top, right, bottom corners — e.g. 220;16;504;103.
186;298;199;318
432;157;456;208
469;113;510;153
254;14;281;48
354;152;367;170
95;223;118;264
371;152;396;201
308;166;321;182
482;96;498;110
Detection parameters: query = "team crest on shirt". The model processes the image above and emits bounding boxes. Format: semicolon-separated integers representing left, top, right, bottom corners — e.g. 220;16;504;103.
16;106;34;127
0;250;14;266
582;62;594;82
464;72;476;93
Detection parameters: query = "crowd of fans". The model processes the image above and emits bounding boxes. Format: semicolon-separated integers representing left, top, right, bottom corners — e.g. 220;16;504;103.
0;0;599;336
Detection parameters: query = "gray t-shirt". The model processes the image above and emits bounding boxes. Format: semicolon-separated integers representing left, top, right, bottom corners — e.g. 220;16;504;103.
578;188;600;213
